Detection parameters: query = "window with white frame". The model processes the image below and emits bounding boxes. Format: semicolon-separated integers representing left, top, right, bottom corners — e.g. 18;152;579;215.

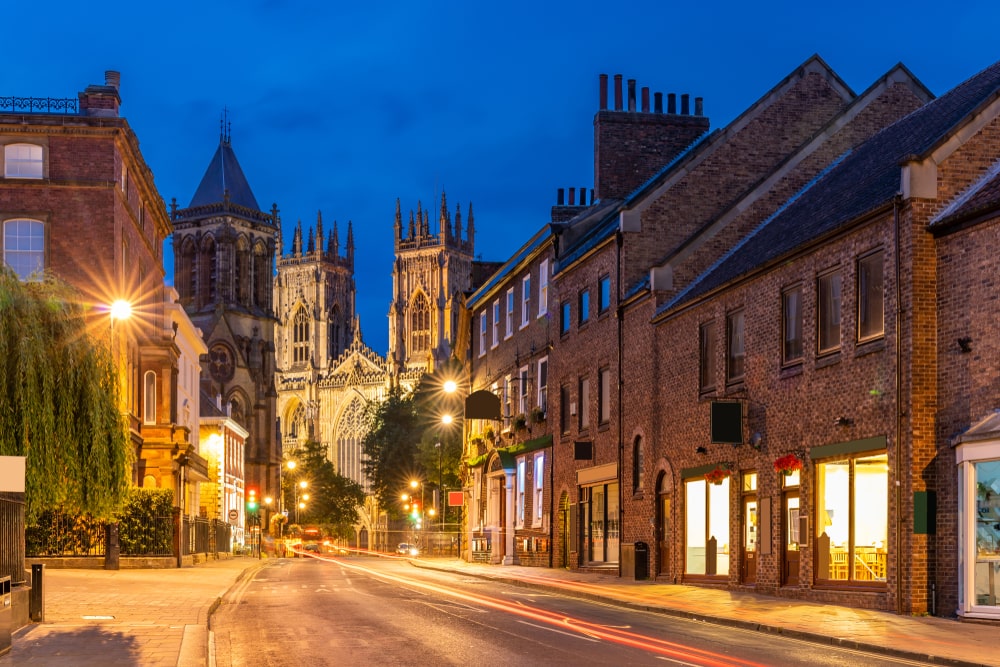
516;457;526;528
598;367;611;425
4;143;43;179
537;357;548;414
479;311;487;357
538;259;549;317
3;218;45;280
521;275;531;327
143;371;157;425
492;299;500;347
503;374;512;428
579;376;590;430
505;287;514;338
519;366;529;415
534;453;545;524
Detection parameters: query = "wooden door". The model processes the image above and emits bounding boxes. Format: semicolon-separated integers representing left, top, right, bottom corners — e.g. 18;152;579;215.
658;494;671;576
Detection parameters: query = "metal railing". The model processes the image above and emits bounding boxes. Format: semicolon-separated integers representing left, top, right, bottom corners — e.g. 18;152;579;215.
0;96;78;114
0;493;26;585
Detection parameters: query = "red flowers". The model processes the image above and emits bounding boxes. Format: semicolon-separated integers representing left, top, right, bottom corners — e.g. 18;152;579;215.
704;466;730;485
774;453;803;476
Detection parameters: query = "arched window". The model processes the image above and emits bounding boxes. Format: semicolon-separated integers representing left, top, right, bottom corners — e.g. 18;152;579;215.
328;305;341;360
293;308;310;365
3;218;45;280
235;237;250;306
176;237;196;301
337;397;368;490
253;241;269;309
143;370;157;425
410;293;430;354
198;236;216;308
4;143;43;179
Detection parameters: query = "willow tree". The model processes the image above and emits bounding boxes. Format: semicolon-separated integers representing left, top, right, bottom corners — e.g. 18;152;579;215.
0;267;132;521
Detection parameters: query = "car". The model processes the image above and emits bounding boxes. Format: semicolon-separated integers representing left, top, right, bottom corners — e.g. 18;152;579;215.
303;543;321;553
396;543;419;556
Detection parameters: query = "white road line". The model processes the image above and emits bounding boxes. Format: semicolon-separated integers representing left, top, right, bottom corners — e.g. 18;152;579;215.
517;620;600;642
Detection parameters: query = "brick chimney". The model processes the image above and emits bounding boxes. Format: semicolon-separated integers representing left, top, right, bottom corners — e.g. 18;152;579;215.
594;73;709;200
78;70;121;117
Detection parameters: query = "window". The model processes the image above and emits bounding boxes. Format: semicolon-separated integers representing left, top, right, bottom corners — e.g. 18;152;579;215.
817;270;842;354
632;436;644;493
3;219;44;280
492;299;500;348
560;385;570;435
598;367;611;425
727;309;745;383
579;377;590;430
505;287;515;338
684;476;730;575
521;275;531;327
537;357;548;414
534;453;545;524
479;312;487;357
411;293;430;353
293;308;310;364
699;321;716;392
538;260;549;317
599;275;611;314
560;301;571;335
518;366;529;415
579;289;590;325
516;457;526;528
815;451;888;584
503;374;512;428
4;143;43;179
857;251;884;342
782;285;803;364
143;371;157;425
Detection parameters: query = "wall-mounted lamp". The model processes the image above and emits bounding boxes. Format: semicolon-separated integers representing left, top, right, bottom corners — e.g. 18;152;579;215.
749;432;763;451
957;337;973;353
695;445;708;455
834;416;854;427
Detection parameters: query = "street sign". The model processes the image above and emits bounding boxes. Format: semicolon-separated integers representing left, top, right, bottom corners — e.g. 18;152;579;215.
448;491;464;507
228;509;238;520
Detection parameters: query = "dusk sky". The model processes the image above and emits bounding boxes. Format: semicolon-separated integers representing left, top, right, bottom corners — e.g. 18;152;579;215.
7;0;996;355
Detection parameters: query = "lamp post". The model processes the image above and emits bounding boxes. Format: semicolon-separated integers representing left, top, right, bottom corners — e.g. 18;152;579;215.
105;300;132;572
295;481;308;525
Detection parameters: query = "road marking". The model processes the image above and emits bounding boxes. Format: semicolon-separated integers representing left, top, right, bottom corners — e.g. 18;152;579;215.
517;620;599;642
81;615;115;620
655;657;702;666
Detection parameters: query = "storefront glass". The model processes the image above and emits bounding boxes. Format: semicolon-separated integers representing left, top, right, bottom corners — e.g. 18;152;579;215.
685;476;730;575
974;459;1000;607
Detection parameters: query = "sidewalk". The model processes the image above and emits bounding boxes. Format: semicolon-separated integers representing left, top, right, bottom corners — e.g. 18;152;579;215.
0;557;262;667
411;557;1000;667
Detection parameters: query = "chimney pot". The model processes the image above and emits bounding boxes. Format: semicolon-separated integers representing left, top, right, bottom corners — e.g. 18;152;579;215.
569;187;576;206
668;93;677;114
681;94;690;115
557;188;565;206
627;79;636;112
580;186;587;205
599;74;608;111
614;74;623;111
654;92;663;113
590;188;595;205
105;70;120;89
641;87;650;113
695;96;704;116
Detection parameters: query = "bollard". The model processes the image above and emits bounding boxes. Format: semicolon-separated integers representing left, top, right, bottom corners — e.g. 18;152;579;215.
29;563;44;622
104;522;120;570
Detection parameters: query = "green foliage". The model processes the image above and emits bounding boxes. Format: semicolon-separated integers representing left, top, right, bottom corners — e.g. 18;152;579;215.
361;387;423;511
286;439;365;534
0;268;132;521
116;488;174;555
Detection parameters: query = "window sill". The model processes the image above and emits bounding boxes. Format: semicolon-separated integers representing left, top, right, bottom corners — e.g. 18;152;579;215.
724;381;745;395
632;490;644;501
855;337;885;358
815;352;841;369
699;387;717;399
779;363;803;380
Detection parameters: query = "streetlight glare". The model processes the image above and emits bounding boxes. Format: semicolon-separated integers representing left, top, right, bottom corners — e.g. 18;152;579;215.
443;379;457;394
299;480;308;489
410;480;419;489
302;494;309;501
286;461;296;470
110;299;132;321
441;414;454;425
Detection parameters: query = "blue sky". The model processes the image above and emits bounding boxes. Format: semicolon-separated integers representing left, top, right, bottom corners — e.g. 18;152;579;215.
6;0;996;355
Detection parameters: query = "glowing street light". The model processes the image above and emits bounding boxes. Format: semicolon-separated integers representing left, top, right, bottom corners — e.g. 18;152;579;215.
443;379;457;394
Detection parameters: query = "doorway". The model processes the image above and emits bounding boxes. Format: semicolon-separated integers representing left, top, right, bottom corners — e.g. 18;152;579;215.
783;490;800;585
742;491;758;584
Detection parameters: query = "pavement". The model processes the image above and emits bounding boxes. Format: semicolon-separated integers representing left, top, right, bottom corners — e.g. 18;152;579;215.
0;553;997;667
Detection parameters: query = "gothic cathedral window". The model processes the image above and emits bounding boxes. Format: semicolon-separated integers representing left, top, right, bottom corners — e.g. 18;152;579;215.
293;308;310;365
410;293;430;354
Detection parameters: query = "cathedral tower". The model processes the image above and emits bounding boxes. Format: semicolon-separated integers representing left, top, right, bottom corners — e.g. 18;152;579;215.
389;191;475;375
170;124;280;502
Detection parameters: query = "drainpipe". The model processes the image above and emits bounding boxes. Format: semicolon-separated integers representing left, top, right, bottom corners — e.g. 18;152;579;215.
616;229;624;578
893;193;903;615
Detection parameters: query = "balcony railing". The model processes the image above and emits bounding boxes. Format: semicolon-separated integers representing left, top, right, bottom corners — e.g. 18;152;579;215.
0;96;79;114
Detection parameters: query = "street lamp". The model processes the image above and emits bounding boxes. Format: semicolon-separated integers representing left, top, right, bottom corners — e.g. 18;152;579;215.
295;480;308;524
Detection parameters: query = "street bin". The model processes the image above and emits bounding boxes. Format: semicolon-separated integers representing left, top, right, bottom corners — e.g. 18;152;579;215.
634;542;649;581
0;575;11;657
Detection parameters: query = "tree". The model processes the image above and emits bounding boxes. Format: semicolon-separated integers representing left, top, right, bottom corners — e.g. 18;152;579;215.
361;386;423;512
0;268;131;521
285;439;364;537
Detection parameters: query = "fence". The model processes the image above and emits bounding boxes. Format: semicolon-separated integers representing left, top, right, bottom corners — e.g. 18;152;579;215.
0;493;26;585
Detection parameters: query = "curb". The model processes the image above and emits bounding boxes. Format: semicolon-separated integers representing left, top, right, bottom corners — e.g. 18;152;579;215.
409;561;993;667
199;560;269;667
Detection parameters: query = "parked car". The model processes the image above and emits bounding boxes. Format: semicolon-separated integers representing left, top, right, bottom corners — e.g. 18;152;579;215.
396;543;419;556
303;543;321;553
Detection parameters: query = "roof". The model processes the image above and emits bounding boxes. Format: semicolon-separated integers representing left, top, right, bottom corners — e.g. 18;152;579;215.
930;157;1000;230
188;140;261;211
467;224;554;307
662;59;1000;314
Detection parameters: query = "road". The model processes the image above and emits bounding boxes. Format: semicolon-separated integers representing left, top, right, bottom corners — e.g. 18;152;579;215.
210;555;938;667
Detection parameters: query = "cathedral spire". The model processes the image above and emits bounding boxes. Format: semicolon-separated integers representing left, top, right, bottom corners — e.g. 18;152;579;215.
439;190;449;241
346;220;355;267
351;315;362;346
330;219;340;258
315;211;324;254
307;225;315;254
273;203;283;255
467;203;475;249
416;201;424;239
454;203;462;242
293;219;303;256
408;210;415;239
394;198;402;242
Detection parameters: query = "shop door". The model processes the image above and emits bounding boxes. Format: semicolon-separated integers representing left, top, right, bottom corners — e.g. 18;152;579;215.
742;495;758;584
782;492;800;585
658;494;671;576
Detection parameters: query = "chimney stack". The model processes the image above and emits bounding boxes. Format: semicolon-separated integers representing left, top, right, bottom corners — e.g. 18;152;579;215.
105;70;120;90
568;187;576;206
681;94;690;115
668;93;676;114
557;188;565;205
654;92;663;113
695;97;704;116
627;79;636;112
599;74;608;111
641;87;650;113
614;74;623;111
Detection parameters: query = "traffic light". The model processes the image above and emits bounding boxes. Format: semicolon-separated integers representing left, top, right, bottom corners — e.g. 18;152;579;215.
247;488;258;513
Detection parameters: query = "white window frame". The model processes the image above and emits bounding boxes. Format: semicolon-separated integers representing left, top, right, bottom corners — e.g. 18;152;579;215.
143;370;157;425
537;356;548;414
479;311;487;357
521;275;531;328
503;374;512;428
4;143;43;179
516;457;526;528
3;218;45;280
518;366;529;415
538;259;549;317
492;299;500;348
505;287;514;338
533;453;545;525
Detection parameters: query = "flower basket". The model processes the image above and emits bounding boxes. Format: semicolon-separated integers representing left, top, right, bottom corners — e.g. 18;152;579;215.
530;406;546;424
704;466;730;485
773;453;803;476
513;414;528;431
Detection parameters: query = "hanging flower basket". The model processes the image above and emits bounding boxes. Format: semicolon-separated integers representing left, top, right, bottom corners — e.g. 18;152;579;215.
774;453;803;476
704;466;730;485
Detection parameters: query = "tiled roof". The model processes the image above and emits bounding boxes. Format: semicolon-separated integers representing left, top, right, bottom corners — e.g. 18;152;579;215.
188;140;261;211
662;59;1000;314
552;199;622;273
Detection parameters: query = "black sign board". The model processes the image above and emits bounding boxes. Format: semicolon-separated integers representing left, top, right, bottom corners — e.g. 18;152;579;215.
574;440;593;460
711;401;743;445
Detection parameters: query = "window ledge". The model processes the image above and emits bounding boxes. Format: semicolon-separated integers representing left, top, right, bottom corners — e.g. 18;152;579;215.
855;337;885;358
632;490;644;501
699;387;717;399
598;422;610;433
724;381;745;395
815;352;841;369
779;363;803;380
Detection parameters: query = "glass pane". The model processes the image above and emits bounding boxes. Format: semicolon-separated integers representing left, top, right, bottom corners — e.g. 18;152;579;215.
745;499;758;552
783;287;802;362
686;479;707;574
786;496;800;551
818;272;842;352
592;486;605;562
975;460;1000;607
607;483;619;563
818;459;850;579
853;453;888;581
708;477;730;575
858;252;884;340
743;472;757;492
727;310;745;381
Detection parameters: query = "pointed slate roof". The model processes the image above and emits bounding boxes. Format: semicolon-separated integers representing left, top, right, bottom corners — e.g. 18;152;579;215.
663;59;1000;314
188;139;261;211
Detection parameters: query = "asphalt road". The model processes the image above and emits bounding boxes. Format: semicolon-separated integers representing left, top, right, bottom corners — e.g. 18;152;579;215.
210;555;938;667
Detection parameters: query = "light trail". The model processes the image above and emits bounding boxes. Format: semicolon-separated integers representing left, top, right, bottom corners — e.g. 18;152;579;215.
302;553;769;667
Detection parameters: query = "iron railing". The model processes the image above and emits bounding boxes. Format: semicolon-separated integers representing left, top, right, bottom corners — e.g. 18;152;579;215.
0;96;78;114
0;493;26;585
